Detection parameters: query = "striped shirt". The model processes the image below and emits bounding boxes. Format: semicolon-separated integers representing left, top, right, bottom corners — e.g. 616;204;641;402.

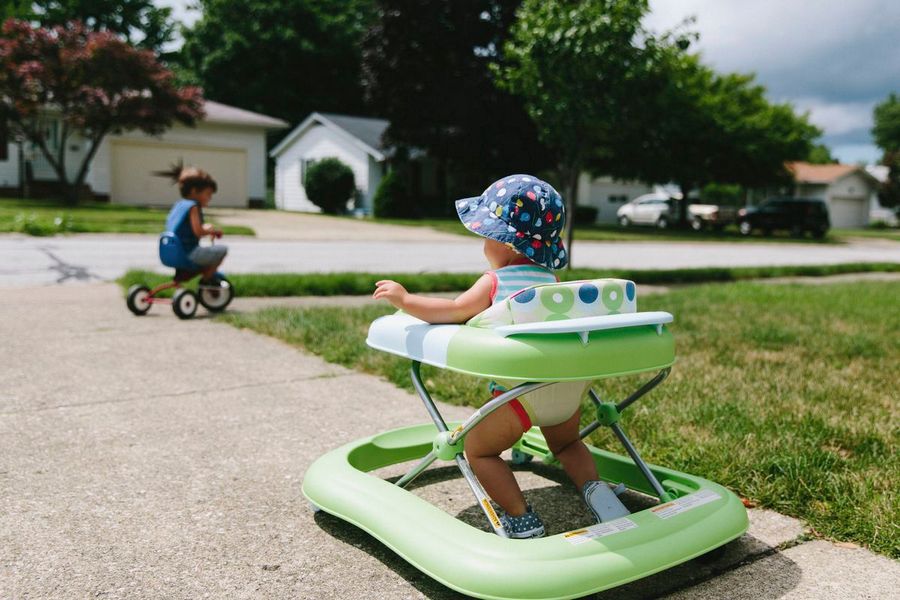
488;261;558;304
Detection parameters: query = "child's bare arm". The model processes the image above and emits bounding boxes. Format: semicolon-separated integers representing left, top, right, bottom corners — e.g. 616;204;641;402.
189;207;220;238
373;275;493;324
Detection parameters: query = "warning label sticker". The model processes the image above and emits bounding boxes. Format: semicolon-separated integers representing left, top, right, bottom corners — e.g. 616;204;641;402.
563;518;638;545
650;489;721;519
482;498;502;529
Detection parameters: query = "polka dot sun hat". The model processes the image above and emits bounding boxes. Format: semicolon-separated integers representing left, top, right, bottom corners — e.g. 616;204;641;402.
455;174;568;270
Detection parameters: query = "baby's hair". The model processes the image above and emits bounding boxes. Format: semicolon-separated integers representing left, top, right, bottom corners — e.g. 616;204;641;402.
153;159;218;197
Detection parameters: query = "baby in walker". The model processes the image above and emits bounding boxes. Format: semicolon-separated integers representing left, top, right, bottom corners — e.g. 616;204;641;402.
374;174;629;538
161;165;227;282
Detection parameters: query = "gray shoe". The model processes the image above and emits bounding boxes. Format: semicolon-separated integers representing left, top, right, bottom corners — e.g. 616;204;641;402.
499;505;546;539
583;480;631;522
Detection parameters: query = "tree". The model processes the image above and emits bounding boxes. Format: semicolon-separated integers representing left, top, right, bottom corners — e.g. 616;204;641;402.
597;52;819;225
872;93;900;208
0;19;204;203
305;158;356;214
872;93;900;152
180;0;373;126
807;143;837;164
1;1;31;20
361;0;551;203
30;1;176;55
495;0;676;266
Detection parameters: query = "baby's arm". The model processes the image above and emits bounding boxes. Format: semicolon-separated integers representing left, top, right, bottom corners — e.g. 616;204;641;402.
373;274;493;324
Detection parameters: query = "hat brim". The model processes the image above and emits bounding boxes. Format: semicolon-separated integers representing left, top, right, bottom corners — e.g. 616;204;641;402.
454;196;568;270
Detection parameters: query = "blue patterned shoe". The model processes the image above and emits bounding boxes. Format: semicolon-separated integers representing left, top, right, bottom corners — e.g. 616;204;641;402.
499;505;546;539
583;480;631;522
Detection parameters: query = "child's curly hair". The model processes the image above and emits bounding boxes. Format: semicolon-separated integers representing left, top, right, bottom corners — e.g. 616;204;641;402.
154;160;218;198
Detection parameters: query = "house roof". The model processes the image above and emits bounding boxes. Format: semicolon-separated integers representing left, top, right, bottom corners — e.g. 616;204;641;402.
203;100;288;129
786;161;869;184
269;112;389;160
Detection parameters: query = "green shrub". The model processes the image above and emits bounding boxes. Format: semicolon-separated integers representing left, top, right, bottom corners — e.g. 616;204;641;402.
373;169;415;217
573;205;598;225
305;158;356;214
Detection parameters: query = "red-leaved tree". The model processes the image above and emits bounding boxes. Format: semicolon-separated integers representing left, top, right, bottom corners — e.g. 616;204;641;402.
0;19;204;203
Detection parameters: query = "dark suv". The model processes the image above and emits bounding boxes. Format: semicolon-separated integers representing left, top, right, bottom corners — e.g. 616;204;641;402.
737;197;830;238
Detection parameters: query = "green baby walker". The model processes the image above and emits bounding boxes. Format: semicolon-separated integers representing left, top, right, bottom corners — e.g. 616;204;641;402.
302;278;748;599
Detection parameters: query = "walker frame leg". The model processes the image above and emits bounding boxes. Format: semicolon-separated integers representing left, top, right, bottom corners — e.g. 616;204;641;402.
579;369;673;501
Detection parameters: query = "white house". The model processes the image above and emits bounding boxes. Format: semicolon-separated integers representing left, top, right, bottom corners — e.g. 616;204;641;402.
0;100;287;207
786;161;879;228
577;174;655;223
269;112;388;212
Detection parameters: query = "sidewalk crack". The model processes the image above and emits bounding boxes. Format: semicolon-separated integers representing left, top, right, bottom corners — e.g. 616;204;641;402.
0;372;351;415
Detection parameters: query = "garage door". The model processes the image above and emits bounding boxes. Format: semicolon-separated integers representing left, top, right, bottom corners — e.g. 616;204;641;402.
829;196;868;229
111;141;247;207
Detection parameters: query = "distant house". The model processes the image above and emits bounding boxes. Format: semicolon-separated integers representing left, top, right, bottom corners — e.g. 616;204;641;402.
0;100;288;207
270;112;389;213
786;161;879;228
577;174;655;224
864;164;898;226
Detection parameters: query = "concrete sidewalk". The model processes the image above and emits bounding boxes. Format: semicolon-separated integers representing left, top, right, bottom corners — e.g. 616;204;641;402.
1;284;896;599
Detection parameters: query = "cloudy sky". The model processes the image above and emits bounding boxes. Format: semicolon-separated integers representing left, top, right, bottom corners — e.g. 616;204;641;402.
159;0;897;164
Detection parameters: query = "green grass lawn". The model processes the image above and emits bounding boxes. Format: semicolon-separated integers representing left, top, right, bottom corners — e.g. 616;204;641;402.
221;281;899;557
837;227;900;242
119;262;900;298
0;198;254;236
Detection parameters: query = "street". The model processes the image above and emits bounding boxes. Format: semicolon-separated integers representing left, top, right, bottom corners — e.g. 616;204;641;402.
2;233;899;286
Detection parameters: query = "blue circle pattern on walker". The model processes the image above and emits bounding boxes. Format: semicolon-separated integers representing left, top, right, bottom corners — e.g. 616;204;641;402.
455;174;568;270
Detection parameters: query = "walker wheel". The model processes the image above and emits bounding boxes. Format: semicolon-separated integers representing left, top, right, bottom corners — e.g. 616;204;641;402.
126;285;152;316
510;449;534;465
172;288;198;320
198;277;234;312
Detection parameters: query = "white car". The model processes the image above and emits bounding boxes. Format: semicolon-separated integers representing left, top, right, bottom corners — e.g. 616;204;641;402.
616;193;675;228
617;193;738;230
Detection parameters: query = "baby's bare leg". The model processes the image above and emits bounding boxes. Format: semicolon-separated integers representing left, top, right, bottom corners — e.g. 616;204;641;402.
465;405;527;516
541;408;599;490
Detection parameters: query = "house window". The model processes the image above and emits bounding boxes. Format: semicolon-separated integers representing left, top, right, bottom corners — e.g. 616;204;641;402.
607;194;628;203
300;157;317;187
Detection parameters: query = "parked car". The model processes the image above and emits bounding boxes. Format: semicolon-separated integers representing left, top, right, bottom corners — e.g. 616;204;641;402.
737;197;830;238
688;203;738;231
616;193;738;230
616;193;675;228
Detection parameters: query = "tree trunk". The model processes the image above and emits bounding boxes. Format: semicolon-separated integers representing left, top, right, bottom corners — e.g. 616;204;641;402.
30;128;73;204
679;182;692;227
71;130;108;204
563;165;580;271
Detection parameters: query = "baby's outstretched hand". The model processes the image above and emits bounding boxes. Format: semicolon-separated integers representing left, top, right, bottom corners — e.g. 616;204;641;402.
373;280;408;307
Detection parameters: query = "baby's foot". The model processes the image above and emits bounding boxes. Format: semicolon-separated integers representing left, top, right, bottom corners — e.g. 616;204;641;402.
499;505;545;539
583;480;631;522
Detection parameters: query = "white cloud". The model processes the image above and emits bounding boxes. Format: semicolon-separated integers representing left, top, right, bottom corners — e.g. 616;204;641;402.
646;0;897;163
792;98;875;136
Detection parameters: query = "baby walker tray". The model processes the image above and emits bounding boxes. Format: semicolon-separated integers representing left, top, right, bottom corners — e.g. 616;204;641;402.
303;279;748;600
